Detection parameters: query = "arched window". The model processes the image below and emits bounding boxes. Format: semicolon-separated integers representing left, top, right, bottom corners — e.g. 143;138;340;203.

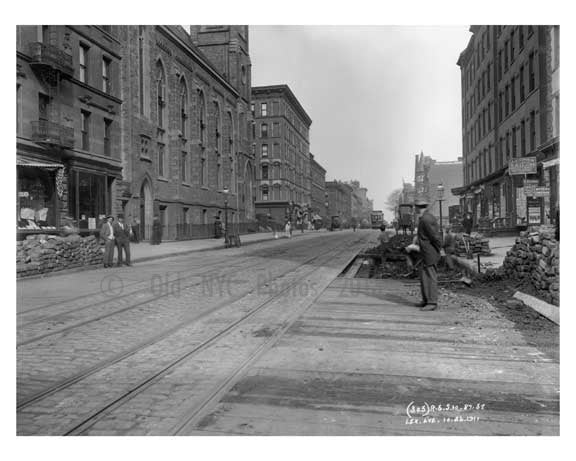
155;60;166;129
198;90;207;185
179;79;188;138
228;112;236;193
214;102;222;189
262;185;269;201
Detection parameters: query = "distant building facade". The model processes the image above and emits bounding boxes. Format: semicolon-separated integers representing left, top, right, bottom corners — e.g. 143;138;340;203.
414;152;463;229
251;84;312;224
326;180;352;226
17;26;123;238
346;180;373;225
454;25;559;231
309;153;327;223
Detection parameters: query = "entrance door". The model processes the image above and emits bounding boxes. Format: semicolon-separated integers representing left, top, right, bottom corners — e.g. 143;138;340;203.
140;179;152;240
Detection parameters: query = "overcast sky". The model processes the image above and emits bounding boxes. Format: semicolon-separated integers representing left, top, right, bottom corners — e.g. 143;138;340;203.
250;25;472;218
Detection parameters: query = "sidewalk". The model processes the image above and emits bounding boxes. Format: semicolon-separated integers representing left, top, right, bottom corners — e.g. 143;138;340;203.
453;235;517;274
133;228;326;263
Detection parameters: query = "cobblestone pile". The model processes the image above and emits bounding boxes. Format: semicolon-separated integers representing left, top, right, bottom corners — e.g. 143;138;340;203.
502;231;559;306
17;234;104;278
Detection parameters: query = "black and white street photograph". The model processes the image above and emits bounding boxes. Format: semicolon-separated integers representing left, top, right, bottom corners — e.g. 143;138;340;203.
7;0;571;458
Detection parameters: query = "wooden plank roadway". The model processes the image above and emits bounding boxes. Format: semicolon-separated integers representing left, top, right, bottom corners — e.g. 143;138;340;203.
182;278;559;436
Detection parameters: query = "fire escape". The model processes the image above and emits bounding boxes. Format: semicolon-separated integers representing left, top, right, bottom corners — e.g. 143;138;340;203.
28;38;75;149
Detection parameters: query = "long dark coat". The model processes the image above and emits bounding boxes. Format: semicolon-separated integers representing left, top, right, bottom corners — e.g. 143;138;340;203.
417;211;442;266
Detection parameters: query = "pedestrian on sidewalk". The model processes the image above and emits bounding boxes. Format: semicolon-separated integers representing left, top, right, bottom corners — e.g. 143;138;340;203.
151;216;162;245
100;215;116;268
462;212;473;235
131;217;140;243
285;220;292;238
414;198;442;311
114;214;132;266
377;224;389;246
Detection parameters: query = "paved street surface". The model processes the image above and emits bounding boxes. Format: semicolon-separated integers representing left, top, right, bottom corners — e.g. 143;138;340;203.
16;229;558;436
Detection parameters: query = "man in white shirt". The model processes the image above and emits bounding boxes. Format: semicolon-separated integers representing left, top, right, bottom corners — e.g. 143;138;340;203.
100;215;115;268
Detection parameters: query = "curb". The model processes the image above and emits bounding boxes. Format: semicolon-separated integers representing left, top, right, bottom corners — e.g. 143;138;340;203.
513;291;559;325
16;230;324;282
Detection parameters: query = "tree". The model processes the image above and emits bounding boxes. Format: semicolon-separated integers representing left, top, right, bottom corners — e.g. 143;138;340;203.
385;188;403;213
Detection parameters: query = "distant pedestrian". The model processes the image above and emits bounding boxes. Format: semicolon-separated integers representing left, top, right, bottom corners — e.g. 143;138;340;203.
285;220;292;238
414;198;442;311
131;217;140;243
151;216;162;245
100;215;115;268
114;214;132;266
462;212;473;235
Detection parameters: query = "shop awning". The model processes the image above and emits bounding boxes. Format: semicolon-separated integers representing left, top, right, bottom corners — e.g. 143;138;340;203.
17;156;64;169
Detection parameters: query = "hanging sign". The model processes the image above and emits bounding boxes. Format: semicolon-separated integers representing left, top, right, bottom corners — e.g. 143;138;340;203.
509;157;537;175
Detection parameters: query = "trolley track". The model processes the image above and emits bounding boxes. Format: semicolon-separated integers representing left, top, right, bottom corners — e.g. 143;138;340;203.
17;234;369;413
60;235;368;436
17;236;332;345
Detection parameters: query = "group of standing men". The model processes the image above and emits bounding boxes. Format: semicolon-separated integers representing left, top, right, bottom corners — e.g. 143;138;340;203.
100;215;132;268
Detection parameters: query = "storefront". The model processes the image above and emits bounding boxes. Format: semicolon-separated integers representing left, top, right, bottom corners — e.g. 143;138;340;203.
68;168;114;233
17;156;64;236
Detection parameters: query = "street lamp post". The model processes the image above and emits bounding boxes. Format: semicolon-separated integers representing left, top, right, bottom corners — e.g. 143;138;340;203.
437;184;445;237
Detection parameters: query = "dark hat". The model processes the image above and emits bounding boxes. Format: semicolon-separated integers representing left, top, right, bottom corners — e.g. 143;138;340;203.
414;198;429;208
106;215;114;220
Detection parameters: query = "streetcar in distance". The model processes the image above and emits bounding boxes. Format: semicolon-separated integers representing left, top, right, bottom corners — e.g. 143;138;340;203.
370;210;384;229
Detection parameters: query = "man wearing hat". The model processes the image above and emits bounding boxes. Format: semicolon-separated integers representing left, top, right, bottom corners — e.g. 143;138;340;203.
113;214;132;266
100;215;116;268
414;198;442;311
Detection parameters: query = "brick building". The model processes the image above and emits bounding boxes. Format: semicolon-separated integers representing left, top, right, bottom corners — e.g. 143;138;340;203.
346;180;373;226
309;153;327;224
454;25;559;232
326;180;353;226
17;26;123;238
251;85;312;226
414;152;462;229
118;25;256;240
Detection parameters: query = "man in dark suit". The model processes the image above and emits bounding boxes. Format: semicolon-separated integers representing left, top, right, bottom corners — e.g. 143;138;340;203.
414;198;442;311
113;214;132;266
100;215;115;268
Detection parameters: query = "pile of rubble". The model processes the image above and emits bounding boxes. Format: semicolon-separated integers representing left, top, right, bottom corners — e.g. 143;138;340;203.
502;230;559;306
17;234;104;278
453;233;492;257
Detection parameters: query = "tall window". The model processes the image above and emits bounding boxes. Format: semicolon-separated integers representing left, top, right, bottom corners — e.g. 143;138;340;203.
261;102;267;117
250;103;255;116
504;40;509;70
104;118;112;156
530;111;536;151
156;61;166;128
505;85;509;116
521;120;526;156
519;66;525;101
79;44;89;83
102;57;111;93
198;91;206;146
179;80;188;138
506;132;510;160
262;164;269;180
81;110;90;150
158;143;165;177
261;123;268;138
519;26;524;50
511;76;516;111
488;102;492;130
512;127;517;157
552;26;559;70
261;144;268;157
138;26;145;115
498;50;502;81
214;102;221;152
528;52;535;91
510;30;515;62
262;185;269;201
272;122;280;137
181;151;187;182
486;63;491;90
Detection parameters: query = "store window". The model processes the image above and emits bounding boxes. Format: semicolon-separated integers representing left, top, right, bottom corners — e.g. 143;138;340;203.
17;167;57;231
68;170;108;230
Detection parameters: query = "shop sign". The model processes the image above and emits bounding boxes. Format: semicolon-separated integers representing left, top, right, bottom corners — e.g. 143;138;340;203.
509;157;537;175
524;185;550;197
516;187;527;225
88;218;97;230
527;197;542;224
